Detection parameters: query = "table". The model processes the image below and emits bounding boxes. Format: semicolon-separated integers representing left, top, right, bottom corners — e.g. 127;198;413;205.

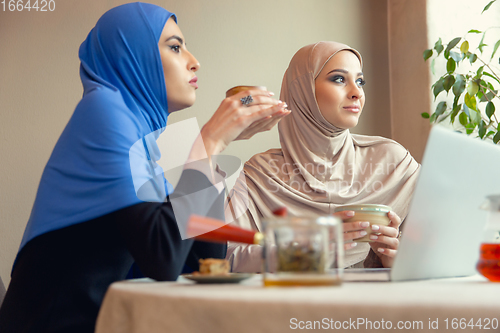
95;275;500;333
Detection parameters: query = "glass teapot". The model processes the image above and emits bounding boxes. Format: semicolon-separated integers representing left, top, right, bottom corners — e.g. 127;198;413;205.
476;195;500;282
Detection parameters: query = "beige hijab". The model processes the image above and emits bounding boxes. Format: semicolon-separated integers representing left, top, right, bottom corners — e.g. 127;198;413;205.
226;42;420;270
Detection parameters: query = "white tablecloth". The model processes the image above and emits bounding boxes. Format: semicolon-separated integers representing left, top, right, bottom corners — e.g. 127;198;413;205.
95;275;500;333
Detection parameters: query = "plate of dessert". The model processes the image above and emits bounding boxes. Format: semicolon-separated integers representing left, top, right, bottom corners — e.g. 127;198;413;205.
183;258;254;284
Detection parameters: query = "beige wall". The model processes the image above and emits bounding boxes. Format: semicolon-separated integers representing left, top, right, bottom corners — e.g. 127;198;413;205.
387;0;431;162
0;0;407;285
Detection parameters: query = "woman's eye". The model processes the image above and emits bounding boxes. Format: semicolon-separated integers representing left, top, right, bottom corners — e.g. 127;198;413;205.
357;78;366;87
169;44;180;53
330;75;344;83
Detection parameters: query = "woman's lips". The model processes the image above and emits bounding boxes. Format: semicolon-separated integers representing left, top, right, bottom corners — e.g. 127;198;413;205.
343;105;360;113
189;76;198;89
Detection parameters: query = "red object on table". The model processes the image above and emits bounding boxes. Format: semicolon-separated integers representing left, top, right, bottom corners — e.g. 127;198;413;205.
187;214;258;245
272;207;288;217
477;243;500;282
188;208;287;245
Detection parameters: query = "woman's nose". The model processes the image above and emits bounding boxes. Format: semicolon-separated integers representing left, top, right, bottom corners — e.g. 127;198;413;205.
349;83;362;99
187;51;200;72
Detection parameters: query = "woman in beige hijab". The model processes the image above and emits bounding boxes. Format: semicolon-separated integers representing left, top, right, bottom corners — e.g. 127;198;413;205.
226;41;420;272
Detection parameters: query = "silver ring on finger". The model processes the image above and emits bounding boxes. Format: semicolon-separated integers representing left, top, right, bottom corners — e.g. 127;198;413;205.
397;230;402;239
240;95;253;106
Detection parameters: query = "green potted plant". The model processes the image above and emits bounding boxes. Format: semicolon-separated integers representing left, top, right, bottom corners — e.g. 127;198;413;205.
422;0;499;144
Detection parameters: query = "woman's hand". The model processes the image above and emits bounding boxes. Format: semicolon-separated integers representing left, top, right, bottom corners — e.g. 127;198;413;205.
333;210;402;268
333;210;370;252
368;211;402;268
200;89;290;156
234;108;290;140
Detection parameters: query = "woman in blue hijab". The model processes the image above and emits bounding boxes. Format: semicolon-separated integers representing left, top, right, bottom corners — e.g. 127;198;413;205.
0;3;288;332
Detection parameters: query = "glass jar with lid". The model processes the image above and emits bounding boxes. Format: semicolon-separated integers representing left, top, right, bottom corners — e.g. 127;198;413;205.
262;215;344;286
477;195;500;282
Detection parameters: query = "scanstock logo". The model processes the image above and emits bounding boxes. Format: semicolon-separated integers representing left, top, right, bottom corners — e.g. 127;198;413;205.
128;117;249;240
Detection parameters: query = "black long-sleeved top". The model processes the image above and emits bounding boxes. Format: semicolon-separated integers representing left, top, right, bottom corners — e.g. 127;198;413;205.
0;276;5;307
0;169;226;333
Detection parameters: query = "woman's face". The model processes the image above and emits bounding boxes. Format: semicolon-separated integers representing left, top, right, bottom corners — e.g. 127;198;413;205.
315;50;365;129
158;17;200;113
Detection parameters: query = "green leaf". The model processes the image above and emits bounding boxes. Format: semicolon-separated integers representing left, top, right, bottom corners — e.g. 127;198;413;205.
445;37;462;54
453;95;460;110
433;77;445;99
459;112;469;126
479;120;487;138
469;53;478;64
467;81;479;96
480;90;497;102
479;33;487;54
450;51;463;62
423;49;433;61
486;130;495;138
431;58;436;75
464;92;478;110
494;131;500;144
478;90;485;101
443;75;455;93
475;66;484;79
460;41;469;54
486;101;496;119
477;79;488;101
434;38;444;55
429;112;437;123
463;104;471;117
468;29;482;34
492;40;500;60
421;112;430;119
453;74;466;96
447;58;456;73
435;101;447;117
482;0;496;13
465;123;476;135
470;109;481;125
450;104;461;124
480;89;496;102
484;71;500;85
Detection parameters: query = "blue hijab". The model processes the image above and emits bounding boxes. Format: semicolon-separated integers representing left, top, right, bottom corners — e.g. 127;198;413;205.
19;2;175;252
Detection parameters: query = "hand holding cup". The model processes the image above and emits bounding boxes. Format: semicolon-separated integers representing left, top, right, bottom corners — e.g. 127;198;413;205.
200;85;289;156
333;204;401;268
225;85;291;141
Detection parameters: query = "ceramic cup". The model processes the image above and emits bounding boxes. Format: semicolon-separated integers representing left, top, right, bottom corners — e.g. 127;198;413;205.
225;85;267;98
334;204;392;242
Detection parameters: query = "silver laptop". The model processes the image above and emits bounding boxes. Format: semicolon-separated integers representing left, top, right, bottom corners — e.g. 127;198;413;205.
345;125;500;282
